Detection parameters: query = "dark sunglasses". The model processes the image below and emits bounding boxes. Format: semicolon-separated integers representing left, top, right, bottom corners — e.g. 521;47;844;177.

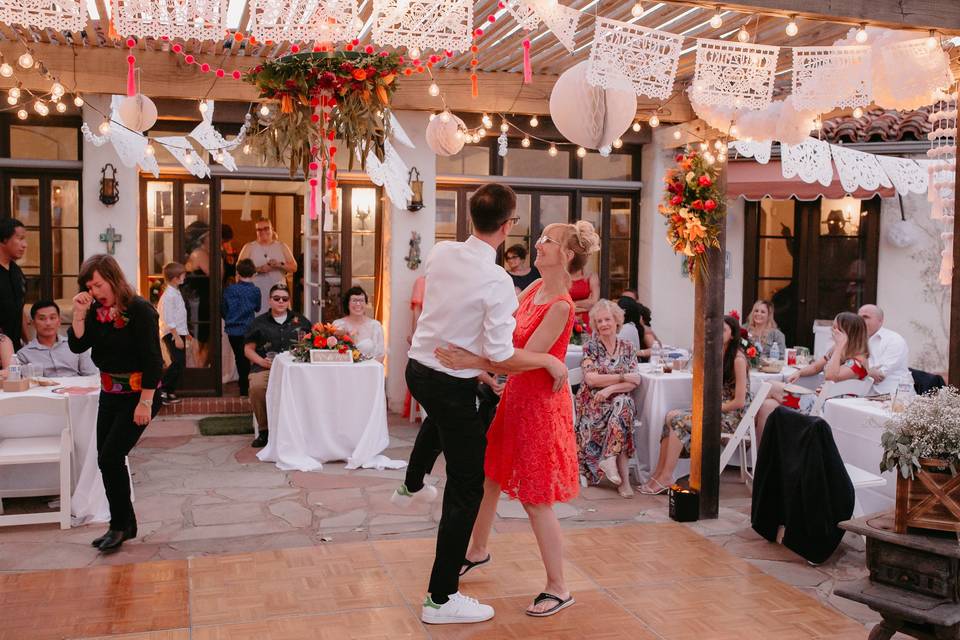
271;295;290;302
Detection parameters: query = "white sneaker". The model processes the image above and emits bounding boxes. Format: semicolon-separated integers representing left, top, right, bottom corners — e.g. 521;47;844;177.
390;482;439;508
421;592;494;624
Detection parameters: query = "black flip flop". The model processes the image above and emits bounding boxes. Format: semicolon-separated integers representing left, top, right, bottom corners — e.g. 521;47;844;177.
526;592;575;617
459;553;491;577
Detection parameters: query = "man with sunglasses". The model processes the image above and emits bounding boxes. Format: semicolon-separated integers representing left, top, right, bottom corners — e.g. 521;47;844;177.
243;283;308;448
398;183;569;625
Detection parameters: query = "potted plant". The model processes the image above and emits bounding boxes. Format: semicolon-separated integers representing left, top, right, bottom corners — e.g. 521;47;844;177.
879;386;960;534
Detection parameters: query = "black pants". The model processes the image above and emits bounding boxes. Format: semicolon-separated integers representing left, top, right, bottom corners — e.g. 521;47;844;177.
96;392;159;529
405;359;487;600
228;335;251;395
161;334;186;395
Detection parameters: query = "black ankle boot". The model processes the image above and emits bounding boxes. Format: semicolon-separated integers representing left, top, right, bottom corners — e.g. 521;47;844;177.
91;530;110;547
98;528;134;553
251;431;268;448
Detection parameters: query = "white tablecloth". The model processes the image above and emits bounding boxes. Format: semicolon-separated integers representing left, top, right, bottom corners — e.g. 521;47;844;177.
822;397;894;514
257;353;400;472
0;376;108;523
566;345;583;370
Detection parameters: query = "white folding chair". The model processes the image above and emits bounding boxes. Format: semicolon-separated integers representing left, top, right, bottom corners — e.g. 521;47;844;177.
811;377;874;417
844;463;887;518
0;396;72;529
719;382;772;486
567;367;583;426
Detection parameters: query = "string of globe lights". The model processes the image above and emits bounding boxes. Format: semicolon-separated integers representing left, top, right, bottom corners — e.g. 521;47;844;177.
0;43;78;119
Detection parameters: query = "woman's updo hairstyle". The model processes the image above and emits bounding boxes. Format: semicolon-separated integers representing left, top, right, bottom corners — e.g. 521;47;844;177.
544;220;601;274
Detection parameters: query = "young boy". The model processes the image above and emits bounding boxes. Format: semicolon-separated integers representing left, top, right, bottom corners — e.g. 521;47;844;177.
223;258;261;396
158;262;189;405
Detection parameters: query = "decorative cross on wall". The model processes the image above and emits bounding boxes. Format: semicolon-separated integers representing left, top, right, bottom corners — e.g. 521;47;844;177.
99;226;122;255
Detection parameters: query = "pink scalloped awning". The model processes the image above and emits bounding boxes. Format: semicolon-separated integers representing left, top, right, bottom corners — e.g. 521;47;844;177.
726;160;895;200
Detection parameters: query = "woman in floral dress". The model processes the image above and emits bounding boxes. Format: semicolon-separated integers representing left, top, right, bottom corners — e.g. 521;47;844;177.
575;299;641;497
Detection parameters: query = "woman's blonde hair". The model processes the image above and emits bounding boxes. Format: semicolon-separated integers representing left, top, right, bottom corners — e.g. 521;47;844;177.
750;299;778;334
543;220;601;275
588;298;624;333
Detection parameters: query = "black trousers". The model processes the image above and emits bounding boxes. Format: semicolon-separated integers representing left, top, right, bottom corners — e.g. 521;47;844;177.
228;335;251;396
96;392;159;529
405;359;487;600
161;334;186;395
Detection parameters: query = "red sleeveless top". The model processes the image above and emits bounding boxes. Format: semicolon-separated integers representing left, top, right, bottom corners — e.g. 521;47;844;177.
569;277;591;326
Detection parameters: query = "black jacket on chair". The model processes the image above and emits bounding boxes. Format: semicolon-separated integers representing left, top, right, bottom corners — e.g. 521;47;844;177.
910;368;945;395
751;407;854;564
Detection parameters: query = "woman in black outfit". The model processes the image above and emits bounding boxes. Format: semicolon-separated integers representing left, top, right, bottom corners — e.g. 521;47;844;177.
68;254;163;553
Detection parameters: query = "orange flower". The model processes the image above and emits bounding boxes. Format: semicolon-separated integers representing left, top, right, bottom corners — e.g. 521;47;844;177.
280;94;293;113
375;84;389;105
685;216;707;242
352;68;367;81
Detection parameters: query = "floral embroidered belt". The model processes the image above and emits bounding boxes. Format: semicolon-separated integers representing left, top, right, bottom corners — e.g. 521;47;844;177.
101;372;144;394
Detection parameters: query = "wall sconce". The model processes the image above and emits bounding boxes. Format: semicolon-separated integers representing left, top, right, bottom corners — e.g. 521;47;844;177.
99;163;119;206
407;166;424;212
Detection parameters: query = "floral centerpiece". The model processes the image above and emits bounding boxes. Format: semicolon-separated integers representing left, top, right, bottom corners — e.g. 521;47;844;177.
244;50;404;178
741;336;761;368
660;150;726;280
290;322;363;363
569;317;589;346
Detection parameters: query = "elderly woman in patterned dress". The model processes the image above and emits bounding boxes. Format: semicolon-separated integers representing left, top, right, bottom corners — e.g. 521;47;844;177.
575;299;642;498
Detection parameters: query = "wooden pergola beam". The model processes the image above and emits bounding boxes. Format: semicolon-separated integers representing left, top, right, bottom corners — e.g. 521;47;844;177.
658;0;960;34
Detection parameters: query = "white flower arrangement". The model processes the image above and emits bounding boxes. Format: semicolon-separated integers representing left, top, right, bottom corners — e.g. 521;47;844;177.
880;386;960;479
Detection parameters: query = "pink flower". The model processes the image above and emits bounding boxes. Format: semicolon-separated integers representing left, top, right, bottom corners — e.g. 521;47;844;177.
326;336;338;348
704;199;717;212
670;194;683;206
698;175;712;187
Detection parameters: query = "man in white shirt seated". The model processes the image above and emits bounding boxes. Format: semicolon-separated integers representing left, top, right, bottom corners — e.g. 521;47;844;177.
17;300;97;377
858;304;910;395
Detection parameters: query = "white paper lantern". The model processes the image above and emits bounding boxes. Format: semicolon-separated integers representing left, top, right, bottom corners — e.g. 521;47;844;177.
118;94;158;132
549;61;636;151
885;219;920;248
426;112;466;157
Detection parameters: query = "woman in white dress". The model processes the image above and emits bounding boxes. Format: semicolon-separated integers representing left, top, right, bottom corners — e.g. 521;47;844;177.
238;219;298;311
333;286;385;362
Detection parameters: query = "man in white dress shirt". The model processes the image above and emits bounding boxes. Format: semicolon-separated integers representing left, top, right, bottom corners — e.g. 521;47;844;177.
396;184;568;625
858;304;911;395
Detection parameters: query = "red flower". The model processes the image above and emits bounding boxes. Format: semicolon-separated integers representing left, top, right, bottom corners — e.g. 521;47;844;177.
698;175;712;187
691;199;704;210
313;336;323;347
671;214;683;224
729;309;740;320
96;307;112;324
317;71;337;90
670;195;683;206
694;244;705;254
746;346;757;358
740;327;749;339
704;199;717;212
675;154;685;162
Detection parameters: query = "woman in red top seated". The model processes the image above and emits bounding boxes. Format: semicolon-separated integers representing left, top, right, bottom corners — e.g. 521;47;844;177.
568;260;599;327
755;311;870;440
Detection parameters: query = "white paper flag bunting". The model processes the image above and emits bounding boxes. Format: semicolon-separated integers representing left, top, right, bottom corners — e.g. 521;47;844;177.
190;100;242;172
364;140;413;208
732;139;771;164
875;155;928;195
389;112;415;149
781;138;833;186
791;45;871;112
691;39;779;111
249;0;359;45
157;136;210;178
830;144;892;193
586;18;682;100
533;0;580;52
372;0;474;54
0;0;86;32
110;0;228;40
503;0;539;31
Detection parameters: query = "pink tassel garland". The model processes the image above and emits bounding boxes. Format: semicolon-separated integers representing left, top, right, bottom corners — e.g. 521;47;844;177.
522;39;532;84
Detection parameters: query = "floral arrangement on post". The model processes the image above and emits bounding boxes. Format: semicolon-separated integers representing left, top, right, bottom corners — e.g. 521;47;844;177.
880;386;960;479
244;49;404;179
660;150;726;280
569;317;589;346
290;322;364;363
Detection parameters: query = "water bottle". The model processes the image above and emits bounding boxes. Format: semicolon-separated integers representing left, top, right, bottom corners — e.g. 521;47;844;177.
651;341;663;372
769;341;780;362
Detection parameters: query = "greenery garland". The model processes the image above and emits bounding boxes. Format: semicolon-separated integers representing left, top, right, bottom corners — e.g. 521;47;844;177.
244;50;404;177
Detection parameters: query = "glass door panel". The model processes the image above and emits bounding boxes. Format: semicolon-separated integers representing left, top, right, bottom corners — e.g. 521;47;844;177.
10;178;41;303
182;184;213;370
580;196;603;278
506;193;532;260
321;188;343;322
50;180;80;304
435;190;459;242
145;182;175;302
608;197;632;296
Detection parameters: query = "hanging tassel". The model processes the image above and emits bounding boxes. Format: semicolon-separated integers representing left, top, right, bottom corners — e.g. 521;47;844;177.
126;54;137;97
470;73;478;98
522;39;532;84
309;178;318;220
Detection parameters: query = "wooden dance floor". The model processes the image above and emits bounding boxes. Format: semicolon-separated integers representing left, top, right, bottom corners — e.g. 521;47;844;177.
0;523;867;639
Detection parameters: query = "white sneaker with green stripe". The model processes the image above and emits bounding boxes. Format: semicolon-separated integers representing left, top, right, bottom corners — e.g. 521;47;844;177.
421;592;494;624
390;482;438;508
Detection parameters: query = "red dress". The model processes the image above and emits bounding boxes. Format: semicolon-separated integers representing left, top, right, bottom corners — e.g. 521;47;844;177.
569;277;592;326
485;281;579;505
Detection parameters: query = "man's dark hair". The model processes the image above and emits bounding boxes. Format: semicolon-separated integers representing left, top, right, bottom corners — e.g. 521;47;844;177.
30;299;60;320
0;218;24;244
236;258;256;279
469;184;517;234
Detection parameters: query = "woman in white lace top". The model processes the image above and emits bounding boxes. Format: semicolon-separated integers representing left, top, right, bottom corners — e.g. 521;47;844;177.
333;286;385;362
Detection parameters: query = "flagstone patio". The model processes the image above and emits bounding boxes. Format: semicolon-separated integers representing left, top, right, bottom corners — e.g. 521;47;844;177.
0;414;889;635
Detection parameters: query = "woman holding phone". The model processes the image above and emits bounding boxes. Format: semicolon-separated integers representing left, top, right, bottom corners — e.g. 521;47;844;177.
68;254;163;553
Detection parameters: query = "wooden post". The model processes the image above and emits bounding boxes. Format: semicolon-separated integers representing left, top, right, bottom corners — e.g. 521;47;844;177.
950;160;960;387
689;163;727;519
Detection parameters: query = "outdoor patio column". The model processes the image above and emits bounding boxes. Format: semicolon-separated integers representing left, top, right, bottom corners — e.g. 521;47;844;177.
950;161;960;387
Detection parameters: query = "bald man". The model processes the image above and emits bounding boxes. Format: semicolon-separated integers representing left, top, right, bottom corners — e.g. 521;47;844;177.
858;304;910;395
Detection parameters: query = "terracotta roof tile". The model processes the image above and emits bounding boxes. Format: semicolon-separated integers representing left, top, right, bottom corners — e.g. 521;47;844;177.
821;107;933;143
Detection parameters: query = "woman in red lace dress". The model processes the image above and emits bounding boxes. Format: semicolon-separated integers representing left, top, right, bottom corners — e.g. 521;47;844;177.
437;220;600;618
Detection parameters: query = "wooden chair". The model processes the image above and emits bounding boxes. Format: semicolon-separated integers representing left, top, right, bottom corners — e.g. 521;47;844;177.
719;382;772;486
811;377;874;417
0;396;72;529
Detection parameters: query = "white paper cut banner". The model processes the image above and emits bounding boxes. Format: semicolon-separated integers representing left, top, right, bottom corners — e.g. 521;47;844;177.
791;45;871;112
587;17;683;101
690;39;779;111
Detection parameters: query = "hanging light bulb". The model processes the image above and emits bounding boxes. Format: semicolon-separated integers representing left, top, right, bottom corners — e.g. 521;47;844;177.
73;95;84;107
8;86;20;100
5;96;15;105
477;127;486;137
613;138;623;149
737;25;750;43
440;110;451;123
649;114;660;127
521;136;531;148
672;129;682;140
709;7;723;29
855;24;868;43
0;62;12;78
472;133;481;143
576;146;587;158
55;101;66;113
198;101;208;114
242;143;251;155
927;30;938;49
632;121;641;132
34;101;47;116
852;106;864;118
699;141;708;151
455;129;464;141
16;109;27;120
630;1;643;18
17;52;34;69
259;104;270;117
145;141;155;156
408;46;421;59
98;119;111;135
50;82;64;97
529;115;539;127
548;144;558;157
729;125;739;137
428;82;440;97
785;16;798;37
500;120;509;133
481;112;493;129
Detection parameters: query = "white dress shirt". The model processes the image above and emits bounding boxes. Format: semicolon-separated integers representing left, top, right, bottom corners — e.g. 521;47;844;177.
868;326;911;394
158;285;189;338
618;323;641;351
333;317;385;360
17;335;98;377
409;236;518;378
